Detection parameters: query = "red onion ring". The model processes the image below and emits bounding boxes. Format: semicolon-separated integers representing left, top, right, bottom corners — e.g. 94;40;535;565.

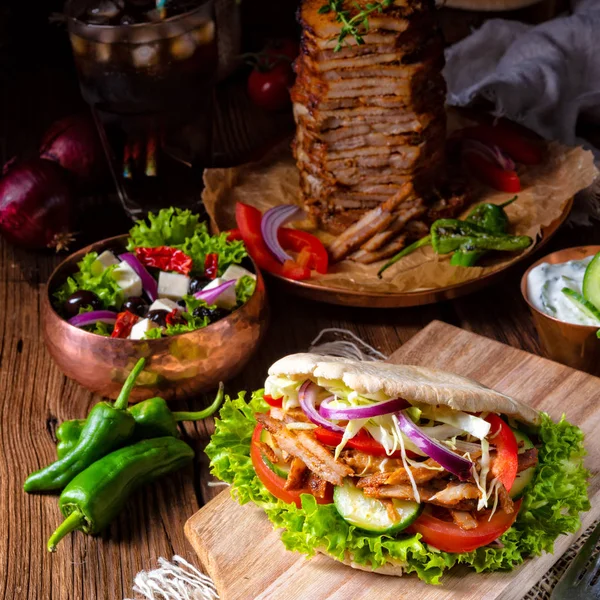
298;380;344;433
194;279;236;305
68;310;117;328
118;253;158;302
394;410;474;481
319;397;409;420
463;139;515;171
261;205;305;263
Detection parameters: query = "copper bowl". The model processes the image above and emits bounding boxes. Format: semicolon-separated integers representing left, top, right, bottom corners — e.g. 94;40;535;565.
521;245;600;375
43;235;269;401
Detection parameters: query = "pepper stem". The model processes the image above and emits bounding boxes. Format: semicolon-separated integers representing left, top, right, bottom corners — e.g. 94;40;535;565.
114;358;146;410
172;382;224;422
378;235;431;278
47;510;85;552
499;195;518;208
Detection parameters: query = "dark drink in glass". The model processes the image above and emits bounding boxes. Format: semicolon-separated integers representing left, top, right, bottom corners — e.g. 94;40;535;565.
66;0;217;219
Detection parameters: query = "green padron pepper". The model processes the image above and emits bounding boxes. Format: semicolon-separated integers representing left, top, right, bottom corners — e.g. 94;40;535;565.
23;358;146;493
47;437;194;551
431;219;532;255
450;196;517;267
54;383;224;458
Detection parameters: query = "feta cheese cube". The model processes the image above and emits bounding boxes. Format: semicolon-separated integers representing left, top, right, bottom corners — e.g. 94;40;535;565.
157;271;190;300
96;250;120;269
221;265;256;282
129;318;158;340
149;298;181;313
113;261;142;298
202;277;237;310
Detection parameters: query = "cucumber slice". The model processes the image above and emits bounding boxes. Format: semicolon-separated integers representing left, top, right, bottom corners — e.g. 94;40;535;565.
260;430;291;478
334;479;421;534
583;252;600;311
509;428;536;500
561;288;600;322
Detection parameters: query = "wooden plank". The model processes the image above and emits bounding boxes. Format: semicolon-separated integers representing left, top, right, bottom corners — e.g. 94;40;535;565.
185;320;600;600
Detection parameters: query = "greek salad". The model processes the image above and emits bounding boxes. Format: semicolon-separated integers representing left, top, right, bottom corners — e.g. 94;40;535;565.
53;208;257;339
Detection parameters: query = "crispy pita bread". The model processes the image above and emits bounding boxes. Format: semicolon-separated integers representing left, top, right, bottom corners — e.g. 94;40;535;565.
268;353;540;425
316;549;406;576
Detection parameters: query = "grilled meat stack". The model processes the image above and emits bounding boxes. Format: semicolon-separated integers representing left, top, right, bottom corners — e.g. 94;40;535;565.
291;0;448;244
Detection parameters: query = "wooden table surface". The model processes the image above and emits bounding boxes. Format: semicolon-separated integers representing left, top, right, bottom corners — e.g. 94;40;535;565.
1;33;600;600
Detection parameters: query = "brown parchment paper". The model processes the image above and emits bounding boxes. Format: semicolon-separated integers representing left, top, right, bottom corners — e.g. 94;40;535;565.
203;112;598;294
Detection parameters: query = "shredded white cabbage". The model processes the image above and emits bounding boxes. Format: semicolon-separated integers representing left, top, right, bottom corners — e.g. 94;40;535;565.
475;438;491;510
421;424;463;440
392;414;420;503
488;478;501;521
264;375;302;410
334;418;369;460
417;405;491;440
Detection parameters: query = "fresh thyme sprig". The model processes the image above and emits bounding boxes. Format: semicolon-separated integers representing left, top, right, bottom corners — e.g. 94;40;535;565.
318;0;394;51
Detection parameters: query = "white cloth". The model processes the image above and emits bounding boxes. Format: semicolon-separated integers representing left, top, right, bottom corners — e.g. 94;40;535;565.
443;0;600;155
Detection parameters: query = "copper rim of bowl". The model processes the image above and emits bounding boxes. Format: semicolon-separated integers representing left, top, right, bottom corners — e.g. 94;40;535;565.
520;245;600;330
47;233;262;342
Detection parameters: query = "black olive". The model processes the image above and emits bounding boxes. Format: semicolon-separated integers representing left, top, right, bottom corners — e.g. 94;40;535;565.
147;309;169;327
177;299;187;308
122;296;149;317
64;290;103;318
192;305;230;323
189;277;210;295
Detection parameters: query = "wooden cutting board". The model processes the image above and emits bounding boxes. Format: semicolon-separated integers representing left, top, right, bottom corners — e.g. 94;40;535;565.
185;320;600;600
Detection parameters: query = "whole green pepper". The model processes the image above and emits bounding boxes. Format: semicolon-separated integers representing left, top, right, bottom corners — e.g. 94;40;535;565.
47;436;194;551
24;358;146;493
54;383;224;458
431;219;532;255
450;197;517;266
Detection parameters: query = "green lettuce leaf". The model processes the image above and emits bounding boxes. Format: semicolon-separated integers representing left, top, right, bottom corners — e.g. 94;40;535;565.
126;207;247;276
236;275;256;306
206;396;590;585
53;252;124;312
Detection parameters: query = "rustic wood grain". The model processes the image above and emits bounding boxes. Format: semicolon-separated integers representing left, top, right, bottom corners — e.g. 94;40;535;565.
185;321;600;600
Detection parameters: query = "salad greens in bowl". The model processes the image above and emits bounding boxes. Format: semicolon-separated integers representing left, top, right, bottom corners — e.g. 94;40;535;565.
42;208;269;401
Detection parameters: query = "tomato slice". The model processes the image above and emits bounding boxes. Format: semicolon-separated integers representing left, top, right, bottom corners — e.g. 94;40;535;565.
264;395;283;408
464;153;521;193
278;228;329;274
251;424;333;507
410;500;521;553
486;414;518;491
227;228;243;242
235;203;311;281
461;124;543;165
313;426;417;459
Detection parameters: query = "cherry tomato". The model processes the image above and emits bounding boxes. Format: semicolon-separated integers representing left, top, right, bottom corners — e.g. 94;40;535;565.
248;63;293;112
313;425;418;459
486;414;518;492
410;500;521;553
251;424;333;507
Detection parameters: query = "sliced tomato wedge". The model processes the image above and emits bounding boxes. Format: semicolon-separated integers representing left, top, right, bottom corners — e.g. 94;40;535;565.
278;228;329;274
313;426;417;459
235;203;311;281
251;424;333;507
264;395;283;408
461;124;543;165
410;500;521;553
486;414;518;491
464;153;521;193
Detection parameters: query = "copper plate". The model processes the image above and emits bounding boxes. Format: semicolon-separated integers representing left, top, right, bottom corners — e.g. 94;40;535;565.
42;234;269;401
263;197;573;308
521;245;600;375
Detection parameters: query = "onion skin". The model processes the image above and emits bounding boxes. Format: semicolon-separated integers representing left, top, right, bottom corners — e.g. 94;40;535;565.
0;158;74;251
40;114;105;185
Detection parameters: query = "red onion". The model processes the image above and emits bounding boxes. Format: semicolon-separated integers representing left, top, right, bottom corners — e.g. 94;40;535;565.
261;205;305;263
118;253;158;301
0;158;74;251
298;380;344;433
40;114;105;185
319;397;409;420
394;411;474;481
194;279;236;305
463;140;515;171
68;310;117;328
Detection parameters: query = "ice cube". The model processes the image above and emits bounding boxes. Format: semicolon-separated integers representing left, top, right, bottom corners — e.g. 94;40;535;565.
95;42;112;63
191;21;215;46
171;34;196;60
86;0;124;24
70;34;88;56
131;43;160;68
